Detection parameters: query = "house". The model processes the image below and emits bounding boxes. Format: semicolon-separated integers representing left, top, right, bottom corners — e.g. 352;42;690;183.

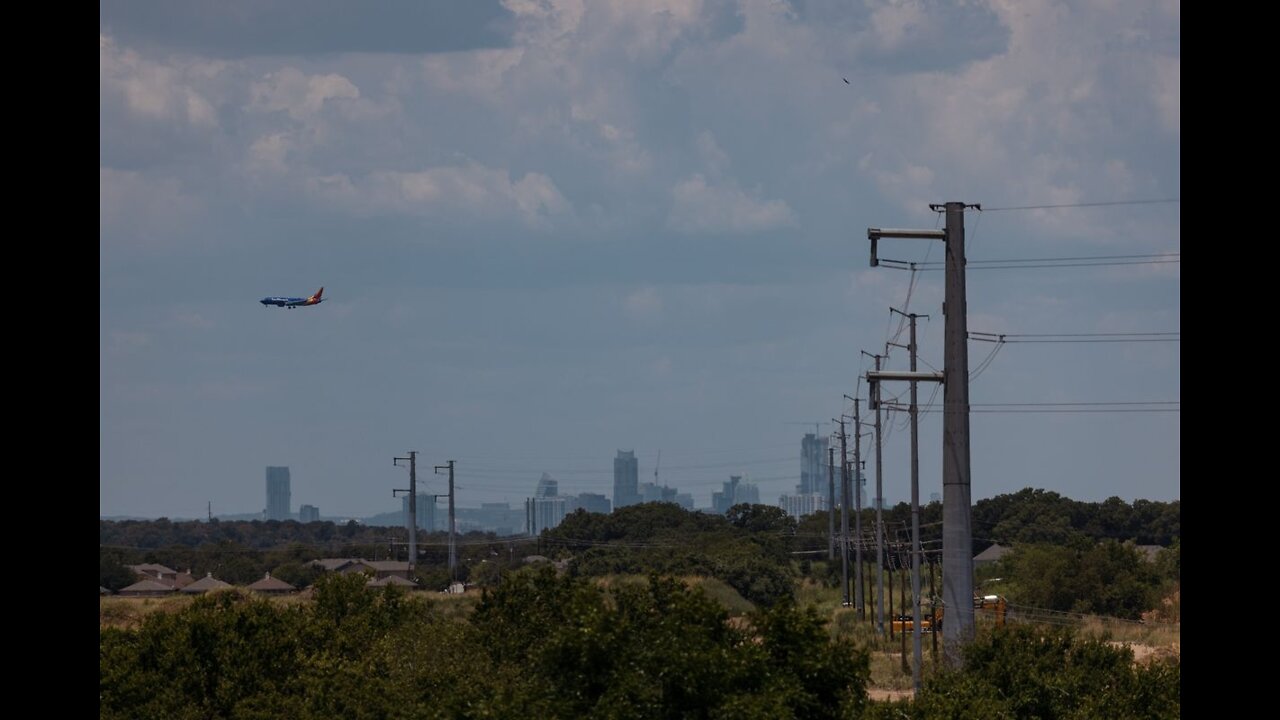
365;561;412;580
973;543;1012;568
246;573;296;595
127;563;178;585
180;573;234;595
310;558;376;575
367;575;418;589
100;586;113;596
118;578;176;597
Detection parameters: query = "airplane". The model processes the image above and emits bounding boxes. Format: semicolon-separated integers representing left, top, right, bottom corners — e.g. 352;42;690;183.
260;287;326;309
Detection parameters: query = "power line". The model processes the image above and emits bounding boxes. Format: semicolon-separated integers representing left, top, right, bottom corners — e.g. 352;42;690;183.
981;198;1180;211
969;408;1178;414
972;401;1178;407
970;331;1179;344
881;252;1181;272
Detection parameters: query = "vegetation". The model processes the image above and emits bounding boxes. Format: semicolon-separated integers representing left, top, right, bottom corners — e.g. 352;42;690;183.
982;540;1168;620
101;569;871;719
864;625;1180;719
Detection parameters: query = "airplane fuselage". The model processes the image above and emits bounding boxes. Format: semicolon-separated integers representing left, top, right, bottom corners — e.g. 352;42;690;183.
261;288;325;308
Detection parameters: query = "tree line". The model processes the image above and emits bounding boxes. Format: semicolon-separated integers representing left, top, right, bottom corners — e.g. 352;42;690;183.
101;567;1179;719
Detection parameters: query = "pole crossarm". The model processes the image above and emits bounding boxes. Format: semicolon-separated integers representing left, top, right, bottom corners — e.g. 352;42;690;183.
867;228;946;267
867;370;944;383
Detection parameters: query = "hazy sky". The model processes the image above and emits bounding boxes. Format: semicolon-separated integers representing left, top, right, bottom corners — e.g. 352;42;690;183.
101;0;1180;519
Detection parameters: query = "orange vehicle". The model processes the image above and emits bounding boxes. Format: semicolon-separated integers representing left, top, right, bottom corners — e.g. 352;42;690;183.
891;614;935;633
930;594;1008;630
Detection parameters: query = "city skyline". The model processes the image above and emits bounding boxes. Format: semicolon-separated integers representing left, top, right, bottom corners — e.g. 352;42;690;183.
101;2;1179;519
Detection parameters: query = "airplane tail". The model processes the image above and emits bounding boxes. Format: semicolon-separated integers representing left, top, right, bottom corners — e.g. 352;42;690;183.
311;287;325;302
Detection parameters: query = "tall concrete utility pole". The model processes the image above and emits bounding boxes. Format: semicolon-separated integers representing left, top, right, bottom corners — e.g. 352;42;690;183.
393;451;418;569
862;351;887;636
844;393;865;618
828;446;837;561
890;307;929;696
435;460;456;579
834;417;850;606
868;201;979;667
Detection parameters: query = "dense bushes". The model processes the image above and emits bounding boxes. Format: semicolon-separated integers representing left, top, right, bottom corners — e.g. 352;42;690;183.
101;568;870;719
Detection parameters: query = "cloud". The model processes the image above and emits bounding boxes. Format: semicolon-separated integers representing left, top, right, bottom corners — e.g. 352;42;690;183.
250;67;360;121
100;0;515;57
100;167;202;246
668;174;794;234
306;163;570;228
100;33;219;129
625;287;664;320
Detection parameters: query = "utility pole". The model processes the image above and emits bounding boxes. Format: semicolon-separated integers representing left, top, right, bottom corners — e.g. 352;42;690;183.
207;501;212;522
863;350;886;636
828;446;836;560
435;460;456;580
891;307;928;696
868;201;979;667
393;451;418;569
834;417;850;606
844;393;865;618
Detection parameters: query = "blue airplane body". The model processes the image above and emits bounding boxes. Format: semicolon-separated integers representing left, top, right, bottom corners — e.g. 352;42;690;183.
260;287;325;309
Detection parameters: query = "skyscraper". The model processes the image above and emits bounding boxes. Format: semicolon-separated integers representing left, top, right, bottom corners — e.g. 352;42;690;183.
266;467;291;520
402;493;436;532
573;493;612;515
797;434;830;495
712;475;759;514
779;493;829;519
613;450;639;509
536;472;559;498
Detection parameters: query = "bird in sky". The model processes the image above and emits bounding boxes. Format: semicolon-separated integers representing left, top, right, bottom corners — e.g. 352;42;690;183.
843;78;850;84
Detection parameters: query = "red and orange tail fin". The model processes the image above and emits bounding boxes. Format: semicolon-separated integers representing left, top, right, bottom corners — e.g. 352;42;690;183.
311;287;325;301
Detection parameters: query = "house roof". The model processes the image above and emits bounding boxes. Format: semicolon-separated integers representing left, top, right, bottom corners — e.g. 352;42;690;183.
366;561;410;572
181;573;234;594
367;575;418;588
128;563;177;576
119;578;176;594
973;543;1012;562
247;573;296;592
100;586;113;595
312;558;362;571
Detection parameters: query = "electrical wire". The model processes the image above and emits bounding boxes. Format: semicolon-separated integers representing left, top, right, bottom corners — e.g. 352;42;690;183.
981;198;1179;211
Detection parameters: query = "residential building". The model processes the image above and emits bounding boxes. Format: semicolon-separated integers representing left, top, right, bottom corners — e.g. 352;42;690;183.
613;450;639;509
779;493;829;520
797;434;830;495
266;466;291;520
526;495;568;534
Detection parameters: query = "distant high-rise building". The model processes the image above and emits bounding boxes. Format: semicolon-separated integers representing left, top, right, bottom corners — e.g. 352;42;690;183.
299;504;320;523
779;493;829;519
797;434;831;495
526;496;567;535
675;493;694;511
402;493;436;532
573;493;612;515
712;476;759;514
536;473;559;498
265;467;291;520
613;450;639;509
638;482;680;504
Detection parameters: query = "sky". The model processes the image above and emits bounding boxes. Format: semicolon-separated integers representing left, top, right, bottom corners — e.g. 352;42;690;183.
100;0;1180;520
